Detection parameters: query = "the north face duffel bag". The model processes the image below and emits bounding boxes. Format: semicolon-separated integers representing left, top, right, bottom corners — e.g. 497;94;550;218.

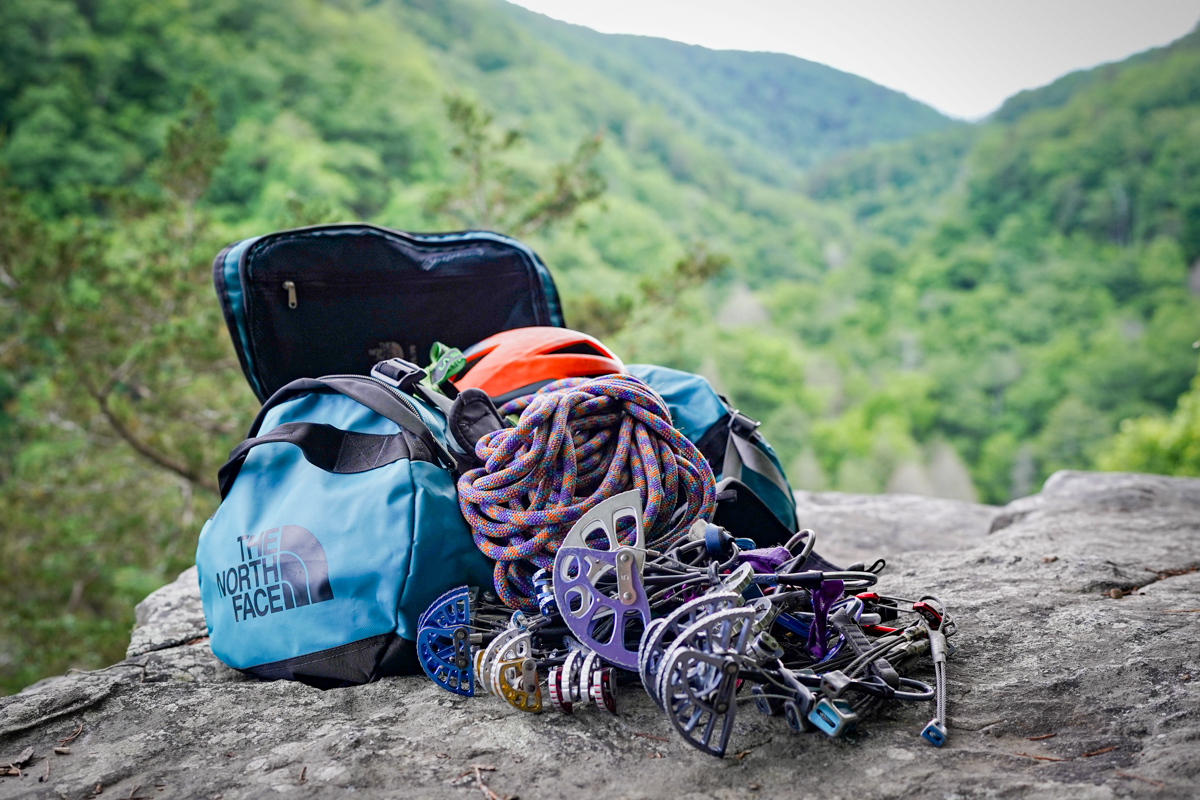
196;361;493;688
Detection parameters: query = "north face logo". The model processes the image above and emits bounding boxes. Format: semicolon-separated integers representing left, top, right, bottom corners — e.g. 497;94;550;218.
213;525;334;622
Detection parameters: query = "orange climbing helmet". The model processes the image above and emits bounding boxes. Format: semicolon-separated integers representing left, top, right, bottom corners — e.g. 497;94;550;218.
453;327;625;400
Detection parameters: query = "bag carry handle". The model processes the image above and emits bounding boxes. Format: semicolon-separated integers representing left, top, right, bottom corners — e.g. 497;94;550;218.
217;422;433;500
247;375;458;470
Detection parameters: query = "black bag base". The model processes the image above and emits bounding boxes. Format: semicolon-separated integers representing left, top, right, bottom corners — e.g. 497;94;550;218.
241;632;420;689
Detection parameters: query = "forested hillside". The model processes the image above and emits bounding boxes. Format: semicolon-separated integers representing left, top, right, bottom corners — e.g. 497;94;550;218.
1;0;1197;691
795;24;1200;502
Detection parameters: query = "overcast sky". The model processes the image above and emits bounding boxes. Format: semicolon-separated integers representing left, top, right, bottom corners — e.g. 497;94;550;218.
505;0;1200;119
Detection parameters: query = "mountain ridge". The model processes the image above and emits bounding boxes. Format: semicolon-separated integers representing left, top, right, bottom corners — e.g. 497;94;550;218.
992;20;1200;123
496;0;956;171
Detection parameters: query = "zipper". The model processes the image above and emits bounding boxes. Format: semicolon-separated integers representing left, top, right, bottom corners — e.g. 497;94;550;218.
262;269;528;291
324;373;422;418
283;280;297;309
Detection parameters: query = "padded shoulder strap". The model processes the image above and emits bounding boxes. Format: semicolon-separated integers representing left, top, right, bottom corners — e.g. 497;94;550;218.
722;426;792;501
250;376;427;436
446;388;506;468
707;401;792;503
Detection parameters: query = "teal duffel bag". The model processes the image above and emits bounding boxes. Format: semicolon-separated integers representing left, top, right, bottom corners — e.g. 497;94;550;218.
627;364;799;540
196;360;493;688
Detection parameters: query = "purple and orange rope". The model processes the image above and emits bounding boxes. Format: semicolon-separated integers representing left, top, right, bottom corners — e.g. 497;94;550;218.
457;374;716;610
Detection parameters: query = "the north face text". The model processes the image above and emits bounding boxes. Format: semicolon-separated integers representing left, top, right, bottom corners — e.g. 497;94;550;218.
213;525;334;622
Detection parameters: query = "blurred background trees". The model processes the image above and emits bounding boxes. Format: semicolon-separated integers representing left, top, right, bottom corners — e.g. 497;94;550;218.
0;90;252;691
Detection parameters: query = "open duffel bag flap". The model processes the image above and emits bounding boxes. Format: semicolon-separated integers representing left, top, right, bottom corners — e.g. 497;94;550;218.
196;371;494;688
213;224;565;402
626;364;799;536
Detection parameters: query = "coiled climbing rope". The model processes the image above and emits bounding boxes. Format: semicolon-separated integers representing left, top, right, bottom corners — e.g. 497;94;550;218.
458;374;717;610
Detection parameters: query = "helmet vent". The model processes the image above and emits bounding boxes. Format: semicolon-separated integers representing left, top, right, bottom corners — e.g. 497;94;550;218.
545;342;607;357
459;353;487;376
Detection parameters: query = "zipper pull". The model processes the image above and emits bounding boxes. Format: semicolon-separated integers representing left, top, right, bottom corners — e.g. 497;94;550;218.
283;281;297;309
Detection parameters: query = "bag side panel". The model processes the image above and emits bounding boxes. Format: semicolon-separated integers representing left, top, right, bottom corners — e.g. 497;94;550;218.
395;460;495;642
212;236;266;400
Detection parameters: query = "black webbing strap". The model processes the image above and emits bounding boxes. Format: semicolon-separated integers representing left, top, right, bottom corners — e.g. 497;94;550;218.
217;422;431;500
830;607;900;688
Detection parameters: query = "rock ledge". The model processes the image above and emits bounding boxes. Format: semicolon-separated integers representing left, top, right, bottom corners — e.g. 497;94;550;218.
2;471;1198;799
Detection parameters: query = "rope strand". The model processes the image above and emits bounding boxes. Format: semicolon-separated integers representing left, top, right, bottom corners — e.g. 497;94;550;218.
458;374;716;609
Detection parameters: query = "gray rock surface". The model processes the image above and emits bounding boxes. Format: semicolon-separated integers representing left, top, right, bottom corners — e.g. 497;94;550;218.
2;470;1199;799
794;489;997;567
126;568;210;660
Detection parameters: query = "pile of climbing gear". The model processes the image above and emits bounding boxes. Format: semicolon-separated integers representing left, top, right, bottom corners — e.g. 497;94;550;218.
205;223;958;753
418;491;954;757
436;362;955;757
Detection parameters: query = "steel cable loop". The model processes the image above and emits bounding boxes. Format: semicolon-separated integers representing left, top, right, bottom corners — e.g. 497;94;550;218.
458;374;717;610
935;660;947;726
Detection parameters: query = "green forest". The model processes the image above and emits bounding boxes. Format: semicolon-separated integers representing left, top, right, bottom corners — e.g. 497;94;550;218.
1;0;1198;693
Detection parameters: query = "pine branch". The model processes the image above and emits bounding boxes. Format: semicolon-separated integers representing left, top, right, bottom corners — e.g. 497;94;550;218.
83;378;219;495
